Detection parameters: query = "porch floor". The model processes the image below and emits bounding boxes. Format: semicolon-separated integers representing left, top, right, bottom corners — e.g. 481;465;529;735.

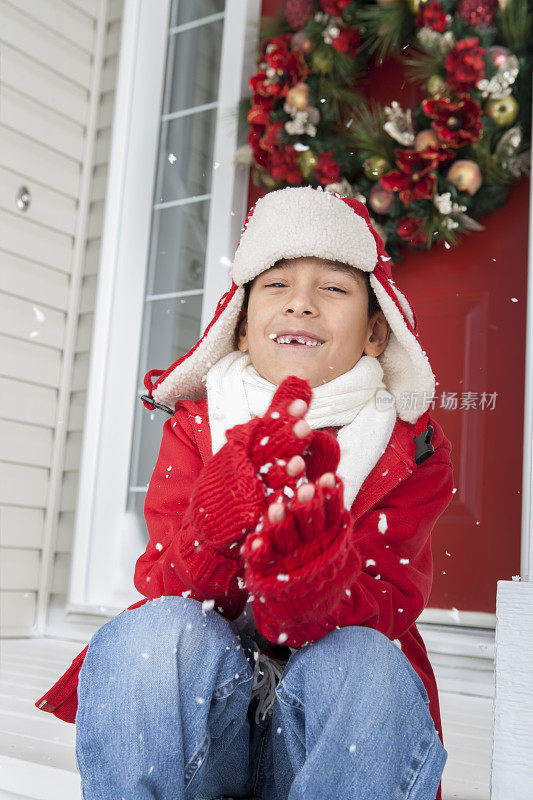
0;637;493;800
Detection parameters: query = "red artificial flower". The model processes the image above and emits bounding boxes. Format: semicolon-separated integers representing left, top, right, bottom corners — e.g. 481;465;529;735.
415;0;449;33
444;37;486;95
331;27;362;56
319;0;352;16
422;96;483;148
248;125;270;168
259;121;285;154
247;95;276;127
456;0;498;28
250;36;309;100
270;146;303;185
380;149;438;205
314;148;342;184
397;216;430;247
417;142;455;164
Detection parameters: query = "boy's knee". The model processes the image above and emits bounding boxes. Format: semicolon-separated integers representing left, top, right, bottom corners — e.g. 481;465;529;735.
308;625;429;703
302;625;401;676
84;596;236;671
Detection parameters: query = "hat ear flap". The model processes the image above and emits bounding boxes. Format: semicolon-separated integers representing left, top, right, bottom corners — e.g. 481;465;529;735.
370;273;435;424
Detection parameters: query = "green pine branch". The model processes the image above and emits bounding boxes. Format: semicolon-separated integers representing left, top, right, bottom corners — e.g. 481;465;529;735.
346;99;397;160
404;47;442;85
497;0;533;50
353;3;413;61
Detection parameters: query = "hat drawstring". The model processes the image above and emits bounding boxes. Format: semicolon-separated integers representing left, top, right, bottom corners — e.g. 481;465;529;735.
252;652;286;725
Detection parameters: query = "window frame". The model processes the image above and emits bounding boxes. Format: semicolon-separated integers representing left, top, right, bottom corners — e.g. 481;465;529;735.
68;0;261;615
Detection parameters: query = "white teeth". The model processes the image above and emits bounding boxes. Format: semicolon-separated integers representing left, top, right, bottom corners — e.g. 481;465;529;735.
274;335;321;346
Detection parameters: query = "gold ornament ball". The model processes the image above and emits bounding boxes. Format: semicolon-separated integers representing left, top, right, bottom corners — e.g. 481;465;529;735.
297;149;319;178
447;160;483;195
364;155;390;180
406;0;421;12
485;94;519;128
286;82;309;111
261;171;281;190
415;129;439;151
369;184;395;214
311;48;334;75
427;75;447;97
252;164;279;190
291;30;314;55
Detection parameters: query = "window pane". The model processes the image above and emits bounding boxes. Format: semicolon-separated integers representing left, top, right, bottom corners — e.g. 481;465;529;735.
171;0;225;27
130;293;203;489
145;294;203;376
164;20;224;114
158;109;217;203
127;2;227;538
149;201;209;296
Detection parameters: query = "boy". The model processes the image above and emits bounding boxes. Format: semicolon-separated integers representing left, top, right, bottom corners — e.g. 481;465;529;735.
36;186;453;800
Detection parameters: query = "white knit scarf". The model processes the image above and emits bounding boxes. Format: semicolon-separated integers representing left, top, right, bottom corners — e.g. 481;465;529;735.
205;350;397;511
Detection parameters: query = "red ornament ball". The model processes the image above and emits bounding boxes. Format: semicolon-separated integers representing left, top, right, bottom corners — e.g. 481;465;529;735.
284;0;314;31
456;0;499;27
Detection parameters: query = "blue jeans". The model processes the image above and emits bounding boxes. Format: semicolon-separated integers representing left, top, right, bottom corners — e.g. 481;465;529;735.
75;596;447;799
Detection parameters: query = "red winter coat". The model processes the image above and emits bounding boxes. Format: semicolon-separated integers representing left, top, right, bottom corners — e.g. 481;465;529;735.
35;395;453;800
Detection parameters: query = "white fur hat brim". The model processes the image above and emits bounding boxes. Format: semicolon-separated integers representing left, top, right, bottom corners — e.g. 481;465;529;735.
144;187;435;424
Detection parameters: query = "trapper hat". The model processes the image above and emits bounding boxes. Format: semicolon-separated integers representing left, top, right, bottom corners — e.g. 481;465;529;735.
142;185;435;426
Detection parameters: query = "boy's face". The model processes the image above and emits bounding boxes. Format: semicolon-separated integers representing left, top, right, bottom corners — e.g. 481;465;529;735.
237;257;390;388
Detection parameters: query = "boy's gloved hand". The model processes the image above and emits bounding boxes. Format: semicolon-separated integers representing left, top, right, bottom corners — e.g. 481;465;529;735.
185;376;341;561
184;376;313;559
241;468;357;625
225;376;340;503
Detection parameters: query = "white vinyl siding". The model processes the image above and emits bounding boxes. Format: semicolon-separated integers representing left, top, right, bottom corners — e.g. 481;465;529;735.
0;0;124;638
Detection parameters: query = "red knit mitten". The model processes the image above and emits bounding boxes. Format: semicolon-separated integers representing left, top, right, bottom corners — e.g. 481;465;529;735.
183;437;267;560
302;428;341;485
241;475;358;624
224;376;316;502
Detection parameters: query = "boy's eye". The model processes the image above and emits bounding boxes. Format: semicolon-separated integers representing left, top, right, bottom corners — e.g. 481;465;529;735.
265;282;346;293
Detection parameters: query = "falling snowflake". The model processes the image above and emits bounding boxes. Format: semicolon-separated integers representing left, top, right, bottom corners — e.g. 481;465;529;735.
202;599;215;613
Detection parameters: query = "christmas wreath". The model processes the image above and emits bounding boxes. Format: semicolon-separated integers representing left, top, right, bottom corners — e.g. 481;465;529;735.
236;0;532;260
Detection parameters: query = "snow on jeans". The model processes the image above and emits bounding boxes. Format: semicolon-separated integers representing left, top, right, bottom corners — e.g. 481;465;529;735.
75;596;447;800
